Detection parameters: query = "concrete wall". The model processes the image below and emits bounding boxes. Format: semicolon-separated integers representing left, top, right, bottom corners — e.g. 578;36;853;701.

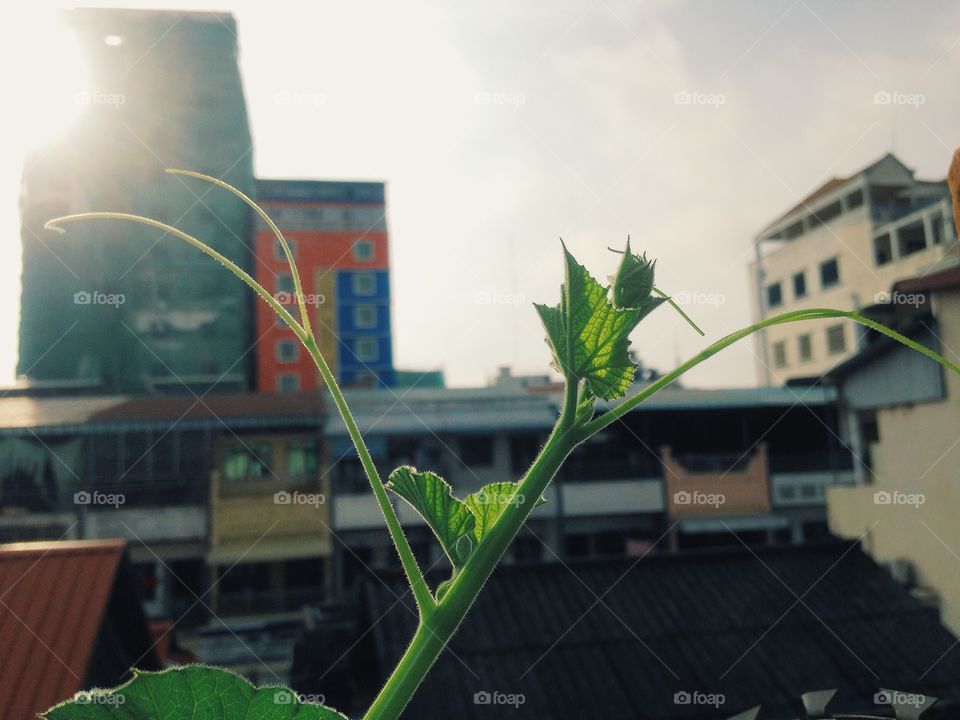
828;288;960;633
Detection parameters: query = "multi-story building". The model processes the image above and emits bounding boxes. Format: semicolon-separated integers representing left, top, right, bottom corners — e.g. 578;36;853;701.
253;179;394;392
751;153;957;384
326;382;853;594
827;261;960;635
18;9;256;394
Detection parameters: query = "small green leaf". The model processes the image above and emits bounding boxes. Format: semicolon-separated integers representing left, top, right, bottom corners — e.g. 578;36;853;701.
386;466;475;568
536;245;663;400
464;482;546;542
42;665;347;719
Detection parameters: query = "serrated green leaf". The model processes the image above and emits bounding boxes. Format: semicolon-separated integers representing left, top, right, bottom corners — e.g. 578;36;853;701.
536;246;663;400
386;466;475;568
42;665;347;720
464;482;546;542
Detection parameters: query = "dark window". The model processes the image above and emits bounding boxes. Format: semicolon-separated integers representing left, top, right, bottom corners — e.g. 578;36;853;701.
931;213;945;245
820;258;840;289
277;273;294;293
766;282;783;308
846;188;864;209
897;221;927;257
459;435;494;466
810;200;843;227
792;271;807;298
565;534;591;558
826;324;846;355
873;234;892;265
784;220;804;239
275;238;296;260
773;341;787;368
509;433;541;474
797;334;812;362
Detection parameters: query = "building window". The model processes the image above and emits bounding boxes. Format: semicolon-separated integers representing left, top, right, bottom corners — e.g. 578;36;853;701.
772;341;787;368
826;324;846;355
352;272;377;296
355;338;379;362
277;340;299;362
873;234;893;265
819;258;840;289
846;188;864;209
274;238;296;260
931;213;945;245
766;282;783;309
277;373;300;393
460;434;494;466
354;305;377;329
797;334;812;362
222;442;273;480
287;440;318;478
277;272;294;293
792;271;807;299
353;240;374;262
897;221;927;257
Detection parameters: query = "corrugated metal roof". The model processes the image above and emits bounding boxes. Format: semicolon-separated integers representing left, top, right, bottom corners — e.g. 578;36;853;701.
345;542;960;719
324;385;835;436
0;396;128;431
0;392;326;436
0;539;124;720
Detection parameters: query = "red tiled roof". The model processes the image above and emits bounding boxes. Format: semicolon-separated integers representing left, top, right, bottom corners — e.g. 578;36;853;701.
0;539;125;720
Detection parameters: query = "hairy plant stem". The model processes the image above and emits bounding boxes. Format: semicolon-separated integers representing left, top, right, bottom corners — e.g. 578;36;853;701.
363;378;581;720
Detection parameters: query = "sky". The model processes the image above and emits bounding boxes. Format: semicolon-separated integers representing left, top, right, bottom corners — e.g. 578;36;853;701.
1;0;958;389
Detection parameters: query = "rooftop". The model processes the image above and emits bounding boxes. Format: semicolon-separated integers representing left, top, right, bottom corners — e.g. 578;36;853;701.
0;539;159;720
324;541;960;719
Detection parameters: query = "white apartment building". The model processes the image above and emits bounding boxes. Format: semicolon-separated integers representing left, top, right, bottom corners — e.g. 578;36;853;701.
751;153;957;384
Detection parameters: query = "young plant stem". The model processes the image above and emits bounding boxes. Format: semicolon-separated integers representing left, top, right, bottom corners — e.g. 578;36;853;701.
44;212;435;617
363;378;581;720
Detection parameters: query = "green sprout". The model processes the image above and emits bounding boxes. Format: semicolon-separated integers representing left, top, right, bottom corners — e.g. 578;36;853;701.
41;170;960;720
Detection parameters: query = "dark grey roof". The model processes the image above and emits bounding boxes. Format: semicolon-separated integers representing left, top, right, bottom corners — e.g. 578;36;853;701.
344;542;960;719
